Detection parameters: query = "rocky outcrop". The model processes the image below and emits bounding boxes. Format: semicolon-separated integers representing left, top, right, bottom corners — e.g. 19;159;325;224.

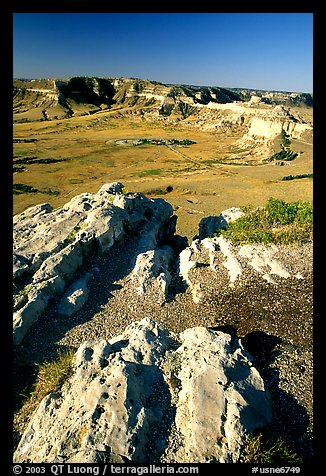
178;234;307;304
244;105;312;141
14;317;273;463
13;183;175;345
58;272;92;317
13;185;313;462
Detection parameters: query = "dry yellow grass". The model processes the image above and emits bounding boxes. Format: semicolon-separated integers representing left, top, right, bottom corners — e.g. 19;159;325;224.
13;109;313;240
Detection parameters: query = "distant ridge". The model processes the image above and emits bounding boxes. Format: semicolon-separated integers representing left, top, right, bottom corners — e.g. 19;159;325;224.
13;76;313;123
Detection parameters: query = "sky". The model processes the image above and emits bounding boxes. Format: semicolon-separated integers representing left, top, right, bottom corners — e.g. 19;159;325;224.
13;13;313;93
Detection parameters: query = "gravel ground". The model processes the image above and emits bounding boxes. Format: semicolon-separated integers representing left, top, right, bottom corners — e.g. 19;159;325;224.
13;234;313;461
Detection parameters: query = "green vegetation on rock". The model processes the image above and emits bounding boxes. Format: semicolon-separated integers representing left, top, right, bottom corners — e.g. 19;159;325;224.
212;198;313;245
267;129;298;162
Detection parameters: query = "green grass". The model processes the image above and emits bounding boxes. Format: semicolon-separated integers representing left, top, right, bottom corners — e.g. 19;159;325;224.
137;169;162;177
212;197;313;245
33;349;75;396
243;433;303;463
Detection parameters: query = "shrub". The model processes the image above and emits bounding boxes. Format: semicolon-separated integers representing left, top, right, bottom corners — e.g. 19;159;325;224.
281;173;313;181
13;183;39;194
13;183;59;195
159;104;174;116
271;149;298;161
281;129;291;148
212;198;312;245
265;197;312;226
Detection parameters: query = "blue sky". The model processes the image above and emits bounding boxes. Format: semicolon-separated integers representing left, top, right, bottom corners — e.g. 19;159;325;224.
13;13;313;92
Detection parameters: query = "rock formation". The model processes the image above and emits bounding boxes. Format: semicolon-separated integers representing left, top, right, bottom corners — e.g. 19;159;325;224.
178;234;306;305
13;317;273;463
13;185;311;345
13;183;176;345
13;183;313;463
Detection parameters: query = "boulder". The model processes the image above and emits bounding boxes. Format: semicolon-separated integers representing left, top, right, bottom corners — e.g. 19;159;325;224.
199;207;245;239
58;273;92;317
131;247;174;296
14;318;272;463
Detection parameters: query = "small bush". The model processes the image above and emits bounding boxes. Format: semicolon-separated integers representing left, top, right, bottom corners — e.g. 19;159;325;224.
212;198;312;245
159;104;174;116
178;101;197;119
13;183;59;195
13;165;26;173
146;188;167;196
13;183;39;194
281;129;291;148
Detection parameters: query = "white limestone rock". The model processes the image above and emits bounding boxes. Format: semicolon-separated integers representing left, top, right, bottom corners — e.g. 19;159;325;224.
179;232;309;302
168;326;272;462
58;273;92;317
14;318;272;464
131;246;175;297
13;184;175;345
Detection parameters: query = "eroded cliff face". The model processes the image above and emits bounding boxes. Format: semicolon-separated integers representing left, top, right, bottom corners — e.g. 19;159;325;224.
244;106;313;141
13;77;313;146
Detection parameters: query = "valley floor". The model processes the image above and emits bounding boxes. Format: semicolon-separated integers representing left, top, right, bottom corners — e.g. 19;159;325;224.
13;112;312;241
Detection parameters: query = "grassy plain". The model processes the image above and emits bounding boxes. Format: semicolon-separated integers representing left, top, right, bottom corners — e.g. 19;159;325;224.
13;107;313;240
